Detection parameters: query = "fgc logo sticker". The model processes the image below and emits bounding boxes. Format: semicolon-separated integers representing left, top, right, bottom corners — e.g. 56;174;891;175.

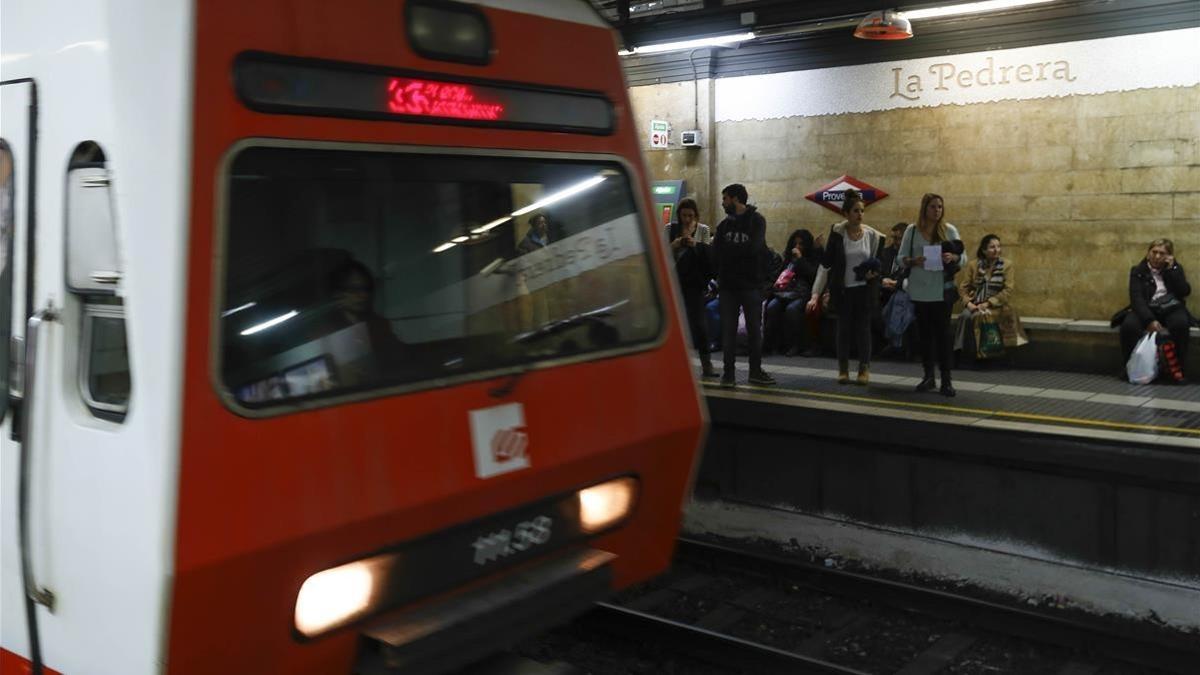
469;403;531;478
490;426;529;464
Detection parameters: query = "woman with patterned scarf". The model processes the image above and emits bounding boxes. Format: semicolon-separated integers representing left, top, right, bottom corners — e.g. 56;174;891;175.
954;234;1028;362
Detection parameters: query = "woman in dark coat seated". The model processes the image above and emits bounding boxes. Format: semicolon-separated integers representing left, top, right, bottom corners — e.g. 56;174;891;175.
1116;238;1194;384
764;228;820;356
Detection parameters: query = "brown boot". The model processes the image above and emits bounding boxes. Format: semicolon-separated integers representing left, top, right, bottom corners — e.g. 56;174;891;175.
856;364;870;385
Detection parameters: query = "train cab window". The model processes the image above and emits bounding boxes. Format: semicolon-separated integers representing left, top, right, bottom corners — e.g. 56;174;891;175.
0;140;12;420
65;142;131;421
80;302;131;417
219;144;663;410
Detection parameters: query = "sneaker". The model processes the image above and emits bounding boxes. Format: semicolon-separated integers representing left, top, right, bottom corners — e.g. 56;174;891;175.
748;370;776;386
720;374;736;388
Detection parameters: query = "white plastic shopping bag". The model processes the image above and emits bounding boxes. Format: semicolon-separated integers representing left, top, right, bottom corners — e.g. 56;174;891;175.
1126;333;1158;384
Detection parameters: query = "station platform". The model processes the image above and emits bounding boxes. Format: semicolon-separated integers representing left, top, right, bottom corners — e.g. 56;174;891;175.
701;355;1200;447
693;354;1200;581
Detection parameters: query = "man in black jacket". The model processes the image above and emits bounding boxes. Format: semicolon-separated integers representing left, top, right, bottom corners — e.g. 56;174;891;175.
714;183;775;387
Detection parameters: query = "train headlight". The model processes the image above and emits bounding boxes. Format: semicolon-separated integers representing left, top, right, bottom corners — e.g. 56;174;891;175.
577;477;638;534
294;558;387;638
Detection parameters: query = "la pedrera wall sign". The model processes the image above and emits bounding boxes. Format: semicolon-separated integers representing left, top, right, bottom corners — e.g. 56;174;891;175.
715;27;1200;121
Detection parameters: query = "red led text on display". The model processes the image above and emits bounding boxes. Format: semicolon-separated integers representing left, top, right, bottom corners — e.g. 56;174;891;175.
386;78;505;120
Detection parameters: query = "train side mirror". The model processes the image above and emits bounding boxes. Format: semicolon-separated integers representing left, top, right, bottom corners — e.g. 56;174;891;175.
66;165;122;294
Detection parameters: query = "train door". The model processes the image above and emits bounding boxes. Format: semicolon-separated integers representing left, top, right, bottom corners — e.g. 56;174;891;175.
1;76;170;674
0;77;44;672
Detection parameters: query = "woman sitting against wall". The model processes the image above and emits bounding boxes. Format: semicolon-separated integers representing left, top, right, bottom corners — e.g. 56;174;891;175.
954;234;1028;364
764;228;820;357
1115;238;1195;384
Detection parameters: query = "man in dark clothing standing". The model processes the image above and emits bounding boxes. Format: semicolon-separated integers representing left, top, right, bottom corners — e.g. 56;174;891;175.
714;183;775;387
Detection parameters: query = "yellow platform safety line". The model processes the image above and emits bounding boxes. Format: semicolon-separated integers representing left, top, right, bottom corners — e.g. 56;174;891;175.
704;382;1200;437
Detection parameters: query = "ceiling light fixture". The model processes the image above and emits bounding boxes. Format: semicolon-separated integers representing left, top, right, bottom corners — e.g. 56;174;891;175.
901;0;1056;21
854;10;913;40
619;31;756;56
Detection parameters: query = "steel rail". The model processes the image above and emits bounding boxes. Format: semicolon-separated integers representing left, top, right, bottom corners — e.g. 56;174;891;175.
579;601;870;675
676;537;1198;674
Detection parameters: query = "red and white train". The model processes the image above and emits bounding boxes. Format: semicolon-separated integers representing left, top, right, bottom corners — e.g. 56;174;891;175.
0;1;706;672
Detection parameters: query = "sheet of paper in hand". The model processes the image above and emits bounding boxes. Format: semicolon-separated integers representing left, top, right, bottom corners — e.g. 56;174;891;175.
923;244;943;271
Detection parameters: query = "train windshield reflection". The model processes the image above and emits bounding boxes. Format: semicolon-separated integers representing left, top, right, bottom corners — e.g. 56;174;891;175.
219;146;661;408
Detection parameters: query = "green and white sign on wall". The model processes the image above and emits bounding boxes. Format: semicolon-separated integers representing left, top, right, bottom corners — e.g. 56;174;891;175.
649;119;670;149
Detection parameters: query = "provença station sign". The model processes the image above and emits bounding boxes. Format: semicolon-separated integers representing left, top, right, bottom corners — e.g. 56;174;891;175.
716;27;1199;120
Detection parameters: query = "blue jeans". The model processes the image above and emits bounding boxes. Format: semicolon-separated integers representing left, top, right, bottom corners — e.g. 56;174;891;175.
705;298;721;351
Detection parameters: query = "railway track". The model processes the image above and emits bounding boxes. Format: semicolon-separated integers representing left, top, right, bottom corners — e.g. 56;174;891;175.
564;537;1198;674
579;602;867;674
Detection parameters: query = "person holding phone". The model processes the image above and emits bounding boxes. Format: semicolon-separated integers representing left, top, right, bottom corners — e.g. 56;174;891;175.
666;198;717;377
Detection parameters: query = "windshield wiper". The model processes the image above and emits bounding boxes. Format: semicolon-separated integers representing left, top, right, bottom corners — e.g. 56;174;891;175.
491;299;628;397
511;299;629;345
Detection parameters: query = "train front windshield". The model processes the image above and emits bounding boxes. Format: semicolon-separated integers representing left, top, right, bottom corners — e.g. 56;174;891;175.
218;145;661;408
